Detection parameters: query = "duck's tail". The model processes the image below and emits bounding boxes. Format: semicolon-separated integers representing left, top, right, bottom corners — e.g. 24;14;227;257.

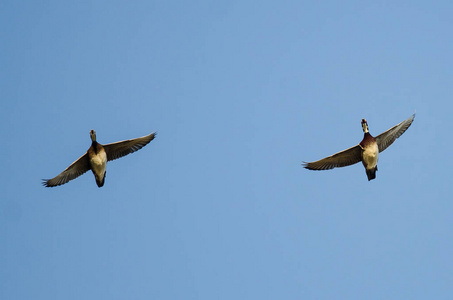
366;166;377;181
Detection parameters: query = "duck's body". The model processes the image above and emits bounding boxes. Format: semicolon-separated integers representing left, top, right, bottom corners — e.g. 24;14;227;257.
88;139;107;187
360;129;379;180
303;114;415;181
43;130;156;187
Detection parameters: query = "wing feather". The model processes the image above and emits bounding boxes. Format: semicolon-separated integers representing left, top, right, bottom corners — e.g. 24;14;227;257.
303;145;362;170
375;114;415;153
103;132;156;161
42;153;91;187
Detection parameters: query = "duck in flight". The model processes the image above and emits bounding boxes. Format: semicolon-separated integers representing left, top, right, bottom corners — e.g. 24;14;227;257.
43;130;156;187
303;114;415;181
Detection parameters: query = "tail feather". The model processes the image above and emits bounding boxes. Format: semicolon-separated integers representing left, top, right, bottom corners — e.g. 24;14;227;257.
95;172;106;187
366;167;377;181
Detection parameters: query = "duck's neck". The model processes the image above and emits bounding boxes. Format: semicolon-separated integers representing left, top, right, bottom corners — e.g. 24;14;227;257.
92;141;100;154
362;124;369;133
364;132;373;138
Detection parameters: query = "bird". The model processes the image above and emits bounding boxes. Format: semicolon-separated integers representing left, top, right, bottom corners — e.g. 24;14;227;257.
42;130;156;187
303;114;415;181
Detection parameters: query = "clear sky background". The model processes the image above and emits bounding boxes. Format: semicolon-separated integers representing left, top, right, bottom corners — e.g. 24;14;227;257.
1;1;452;299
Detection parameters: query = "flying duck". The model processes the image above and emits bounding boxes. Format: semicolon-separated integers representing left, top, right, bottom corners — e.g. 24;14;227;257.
43;130;156;187
303;114;415;181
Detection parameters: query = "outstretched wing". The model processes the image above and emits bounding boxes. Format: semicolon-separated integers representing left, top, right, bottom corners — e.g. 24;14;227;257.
42;153;91;187
103;132;156;161
375;114;415;153
303;145;363;170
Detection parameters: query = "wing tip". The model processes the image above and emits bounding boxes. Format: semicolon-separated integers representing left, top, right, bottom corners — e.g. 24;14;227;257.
42;179;51;187
148;131;157;141
302;161;323;170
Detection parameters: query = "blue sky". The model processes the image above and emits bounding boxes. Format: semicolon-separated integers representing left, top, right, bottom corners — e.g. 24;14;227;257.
2;1;453;299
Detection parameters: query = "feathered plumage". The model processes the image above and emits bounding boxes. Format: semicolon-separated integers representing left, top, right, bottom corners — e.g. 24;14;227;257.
43;131;156;187
303;114;415;180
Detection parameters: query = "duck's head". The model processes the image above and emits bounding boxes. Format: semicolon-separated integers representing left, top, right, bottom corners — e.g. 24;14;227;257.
361;119;369;133
90;130;97;142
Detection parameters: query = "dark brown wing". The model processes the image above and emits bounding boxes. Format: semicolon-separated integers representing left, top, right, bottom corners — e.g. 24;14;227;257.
103;132;156;162
42;153;91;187
375;114;415;153
303;145;363;170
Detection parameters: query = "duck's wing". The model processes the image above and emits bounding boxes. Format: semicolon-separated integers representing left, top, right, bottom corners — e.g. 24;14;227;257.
375;114;415;153
42;153;91;187
303;145;362;170
103;132;156;162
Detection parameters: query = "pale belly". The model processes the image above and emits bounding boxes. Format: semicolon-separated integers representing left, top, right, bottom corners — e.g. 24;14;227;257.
362;143;379;169
90;150;107;176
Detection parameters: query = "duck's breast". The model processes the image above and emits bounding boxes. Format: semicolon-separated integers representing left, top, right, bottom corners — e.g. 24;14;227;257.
362;142;379;169
90;148;107;176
